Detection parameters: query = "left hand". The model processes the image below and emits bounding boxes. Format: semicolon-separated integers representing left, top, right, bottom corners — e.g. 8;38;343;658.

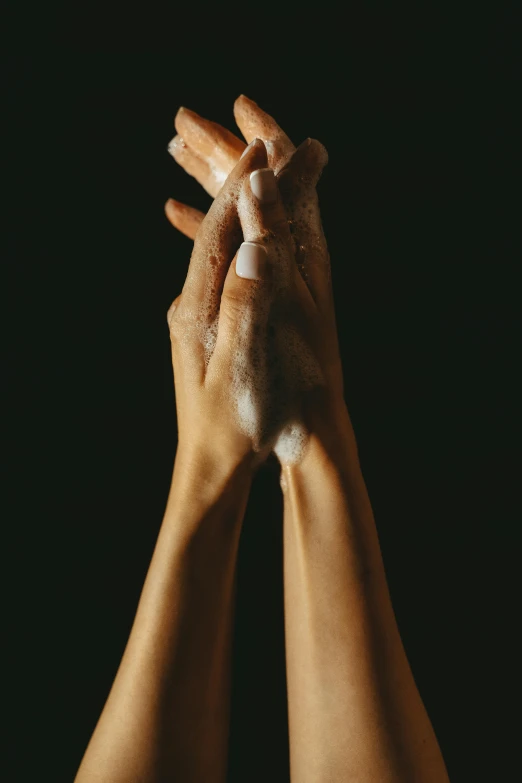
166;95;345;408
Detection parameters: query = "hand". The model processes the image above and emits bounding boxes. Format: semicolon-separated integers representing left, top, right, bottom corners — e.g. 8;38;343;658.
166;95;295;203
168;128;346;475
166;98;346;456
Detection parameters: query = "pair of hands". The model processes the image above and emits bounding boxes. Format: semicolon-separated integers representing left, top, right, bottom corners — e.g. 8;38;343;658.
165;96;346;473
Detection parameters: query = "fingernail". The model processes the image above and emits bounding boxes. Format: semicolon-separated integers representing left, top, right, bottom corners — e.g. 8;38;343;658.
236;242;267;280
250;168;277;204
240;138;259;159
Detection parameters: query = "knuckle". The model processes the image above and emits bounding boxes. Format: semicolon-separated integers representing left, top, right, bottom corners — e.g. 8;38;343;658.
219;290;252;334
220;287;245;317
166;295;183;333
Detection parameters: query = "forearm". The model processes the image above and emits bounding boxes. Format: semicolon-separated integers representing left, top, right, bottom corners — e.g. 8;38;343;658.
282;403;449;783
75;449;253;783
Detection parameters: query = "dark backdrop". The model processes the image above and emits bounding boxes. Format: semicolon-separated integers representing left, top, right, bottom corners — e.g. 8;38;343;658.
8;6;519;782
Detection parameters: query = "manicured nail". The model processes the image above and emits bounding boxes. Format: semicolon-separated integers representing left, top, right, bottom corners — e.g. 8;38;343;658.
236;242;267;279
250;168;277;204
240;138;259;159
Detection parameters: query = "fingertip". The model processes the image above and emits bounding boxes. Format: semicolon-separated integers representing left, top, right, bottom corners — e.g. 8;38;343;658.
235;93;257;108
277;137;329;192
164;197;176;216
234;94;261;134
165;198;183;231
240;137;265;160
239;137;268;169
167;134;186;160
174;106;198;133
250;167;278;204
308;137;329;167
178;106;199;121
173;106;184;130
164;199;204;240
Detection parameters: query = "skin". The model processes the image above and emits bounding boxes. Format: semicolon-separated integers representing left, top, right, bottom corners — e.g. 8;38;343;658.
164;96;451;782
75;141;275;783
167;96;344;399
75;97;450;782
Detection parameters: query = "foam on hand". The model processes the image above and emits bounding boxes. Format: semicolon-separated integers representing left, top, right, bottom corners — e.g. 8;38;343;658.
182;150;328;466
222;180;325;465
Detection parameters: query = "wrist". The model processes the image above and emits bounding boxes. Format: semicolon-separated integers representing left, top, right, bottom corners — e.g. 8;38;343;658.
177;438;249;471
174;440;253;493
280;394;373;540
164;444;254;532
280;389;360;478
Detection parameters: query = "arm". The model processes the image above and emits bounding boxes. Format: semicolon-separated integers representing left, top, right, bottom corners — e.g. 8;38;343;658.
75;138;274;783
75;451;251;783
164;95;451;781
281;395;450;782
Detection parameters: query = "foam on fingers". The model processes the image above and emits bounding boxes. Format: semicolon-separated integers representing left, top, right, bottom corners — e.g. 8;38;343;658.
277;140;332;300
214;164;326;464
173;132;328;465
168;134;228;198
177;140;269;366
164;199;205;240
174;106;244;175
234;94;296;173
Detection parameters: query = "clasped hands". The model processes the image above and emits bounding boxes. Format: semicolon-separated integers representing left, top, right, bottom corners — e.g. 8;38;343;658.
165;95;350;478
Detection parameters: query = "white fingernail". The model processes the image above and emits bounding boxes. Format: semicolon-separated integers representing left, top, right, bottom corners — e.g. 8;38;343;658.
240;138;259;160
236;242;267;279
250;168;277;203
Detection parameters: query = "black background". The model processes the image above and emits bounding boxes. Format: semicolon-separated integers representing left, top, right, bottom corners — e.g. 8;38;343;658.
7;5;520;781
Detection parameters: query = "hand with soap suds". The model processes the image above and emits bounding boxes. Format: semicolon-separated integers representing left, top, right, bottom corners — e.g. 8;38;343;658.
167;128;345;467
166;96;345;464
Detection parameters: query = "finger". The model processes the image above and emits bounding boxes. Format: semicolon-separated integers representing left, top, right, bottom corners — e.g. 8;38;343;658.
165;198;205;241
179;138;268;329
174;106;246;173
167;134;225;198
277;137;329;192
215;162;295;354
277;138;333;315
234;94;295;173
277;138;343;394
239;166;294;268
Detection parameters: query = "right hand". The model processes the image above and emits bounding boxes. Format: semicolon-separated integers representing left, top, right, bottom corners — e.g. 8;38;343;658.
168;141;350;471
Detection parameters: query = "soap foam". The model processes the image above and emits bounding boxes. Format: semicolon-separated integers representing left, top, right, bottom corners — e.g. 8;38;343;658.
179;153;329;466
220;182;326;464
175;180;244;366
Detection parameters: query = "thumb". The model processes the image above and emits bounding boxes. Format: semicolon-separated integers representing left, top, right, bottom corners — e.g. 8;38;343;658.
215;241;273;347
212;140;274;349
217;139;294;336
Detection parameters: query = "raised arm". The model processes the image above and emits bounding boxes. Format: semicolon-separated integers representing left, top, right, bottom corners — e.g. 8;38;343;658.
281;395;450;782
165;95;451;782
75;140;274;783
